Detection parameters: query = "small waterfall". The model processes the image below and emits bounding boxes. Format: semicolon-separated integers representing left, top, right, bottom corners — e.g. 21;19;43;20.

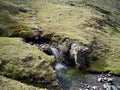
55;63;67;71
50;47;67;71
50;47;60;62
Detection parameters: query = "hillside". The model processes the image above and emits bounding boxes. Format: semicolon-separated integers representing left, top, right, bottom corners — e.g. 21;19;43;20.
0;0;120;90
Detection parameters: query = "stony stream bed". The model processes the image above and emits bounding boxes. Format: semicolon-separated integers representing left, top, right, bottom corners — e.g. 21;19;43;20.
56;67;120;90
26;38;120;90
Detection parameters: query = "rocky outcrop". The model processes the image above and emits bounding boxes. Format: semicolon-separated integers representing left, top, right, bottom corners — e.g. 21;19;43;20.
37;42;91;69
70;43;90;69
39;44;60;62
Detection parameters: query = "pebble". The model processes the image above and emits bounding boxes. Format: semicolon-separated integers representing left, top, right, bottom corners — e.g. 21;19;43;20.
107;78;114;83
85;84;88;87
86;85;91;89
111;85;118;90
98;78;103;82
107;73;112;77
117;86;120;89
103;77;108;81
92;86;98;90
103;84;107;89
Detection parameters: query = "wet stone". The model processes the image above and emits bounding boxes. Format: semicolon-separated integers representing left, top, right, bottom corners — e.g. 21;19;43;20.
107;78;114;83
86;85;91;89
98;78;103;82
92;86;98;90
104;77;108;81
107;73;112;77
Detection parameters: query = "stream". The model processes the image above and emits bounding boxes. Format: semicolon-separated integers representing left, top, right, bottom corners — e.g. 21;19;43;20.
44;46;120;90
26;41;120;90
27;13;120;90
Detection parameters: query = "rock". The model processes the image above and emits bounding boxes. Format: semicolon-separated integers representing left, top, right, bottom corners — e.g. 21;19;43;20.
103;83;107;89
98;78;103;82
40;44;60;61
85;84;88;87
103;83;112;89
51;80;59;86
40;44;53;55
70;43;90;69
107;73;112;77
103;83;118;90
117;86;120;89
92;86;98;90
111;85;118;90
86;85;91;89
103;77;108;81
107;78;114;83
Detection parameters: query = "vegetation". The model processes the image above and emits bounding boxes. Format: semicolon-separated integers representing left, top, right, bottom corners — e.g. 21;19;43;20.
0;37;55;89
0;1;37;39
0;0;120;89
0;75;46;90
19;0;120;74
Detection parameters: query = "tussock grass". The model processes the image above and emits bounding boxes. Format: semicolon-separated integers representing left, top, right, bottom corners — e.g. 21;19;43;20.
0;37;55;82
0;75;46;90
0;0;120;75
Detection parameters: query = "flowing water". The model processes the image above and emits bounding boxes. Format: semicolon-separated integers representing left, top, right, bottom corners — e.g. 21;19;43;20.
49;47;120;90
50;47;60;62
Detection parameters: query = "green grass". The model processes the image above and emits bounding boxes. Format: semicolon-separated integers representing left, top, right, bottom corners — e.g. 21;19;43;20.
0;75;46;90
0;37;55;82
0;1;37;39
1;0;120;75
24;0;120;74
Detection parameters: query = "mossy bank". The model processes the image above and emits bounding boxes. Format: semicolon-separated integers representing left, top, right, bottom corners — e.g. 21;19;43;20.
0;37;56;89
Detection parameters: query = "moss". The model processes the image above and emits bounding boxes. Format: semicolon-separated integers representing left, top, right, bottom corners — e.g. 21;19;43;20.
0;0;120;76
0;75;46;90
24;0;120;75
0;37;56;82
0;1;37;39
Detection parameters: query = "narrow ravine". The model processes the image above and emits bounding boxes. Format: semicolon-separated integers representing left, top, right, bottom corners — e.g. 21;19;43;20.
26;38;120;90
48;45;120;90
24;7;120;90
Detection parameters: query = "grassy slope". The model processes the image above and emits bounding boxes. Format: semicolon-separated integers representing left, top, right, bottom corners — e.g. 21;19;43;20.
1;0;120;75
0;76;46;90
0;0;37;39
17;0;120;74
0;1;57;89
0;37;55;88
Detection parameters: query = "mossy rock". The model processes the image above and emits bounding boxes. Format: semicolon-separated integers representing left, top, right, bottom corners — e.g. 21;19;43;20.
0;37;56;82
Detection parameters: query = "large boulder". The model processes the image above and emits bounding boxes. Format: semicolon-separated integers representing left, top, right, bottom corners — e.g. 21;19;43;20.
70;43;90;69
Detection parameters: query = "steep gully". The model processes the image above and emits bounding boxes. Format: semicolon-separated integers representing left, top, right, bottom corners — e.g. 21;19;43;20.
24;12;120;90
25;33;120;90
